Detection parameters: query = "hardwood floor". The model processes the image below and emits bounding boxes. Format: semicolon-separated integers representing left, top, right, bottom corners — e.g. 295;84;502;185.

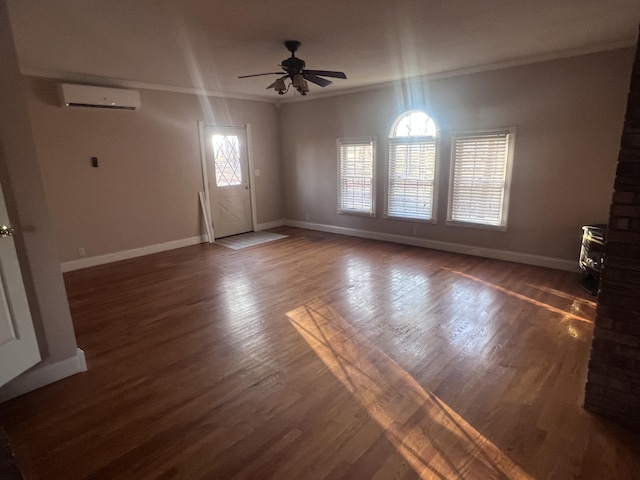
1;227;639;479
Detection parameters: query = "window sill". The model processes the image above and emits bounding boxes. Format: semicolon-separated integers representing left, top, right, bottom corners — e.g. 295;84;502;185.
338;210;376;218
384;214;436;224
446;220;507;232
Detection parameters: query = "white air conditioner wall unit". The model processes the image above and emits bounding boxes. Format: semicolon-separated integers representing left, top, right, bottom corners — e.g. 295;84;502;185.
58;83;141;110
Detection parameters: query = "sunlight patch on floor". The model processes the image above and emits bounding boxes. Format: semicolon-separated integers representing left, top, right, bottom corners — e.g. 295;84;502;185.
286;301;533;479
442;269;593;324
526;284;596;308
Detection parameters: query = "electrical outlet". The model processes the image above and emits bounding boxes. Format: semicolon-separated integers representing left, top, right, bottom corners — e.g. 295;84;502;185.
412;226;418;236
78;247;86;257
305;213;310;221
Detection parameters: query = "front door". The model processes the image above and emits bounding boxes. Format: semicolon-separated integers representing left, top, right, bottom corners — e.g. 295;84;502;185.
204;126;253;239
0;181;40;387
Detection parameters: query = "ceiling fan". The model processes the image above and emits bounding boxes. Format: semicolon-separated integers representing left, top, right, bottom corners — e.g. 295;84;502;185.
238;40;347;96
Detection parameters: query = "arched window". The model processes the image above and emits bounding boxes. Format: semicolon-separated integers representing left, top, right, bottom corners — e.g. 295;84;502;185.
387;111;438;221
391;110;437;137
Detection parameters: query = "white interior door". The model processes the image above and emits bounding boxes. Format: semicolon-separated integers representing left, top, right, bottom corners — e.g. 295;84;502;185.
0;181;40;387
204;126;253;238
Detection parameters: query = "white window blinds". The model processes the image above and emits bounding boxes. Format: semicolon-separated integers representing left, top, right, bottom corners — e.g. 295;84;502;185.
448;130;515;229
387;138;436;220
338;138;375;216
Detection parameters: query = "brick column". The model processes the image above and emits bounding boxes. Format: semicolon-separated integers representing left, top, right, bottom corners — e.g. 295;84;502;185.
584;33;640;431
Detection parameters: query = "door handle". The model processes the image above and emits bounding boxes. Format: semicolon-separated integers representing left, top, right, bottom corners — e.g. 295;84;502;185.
0;225;15;237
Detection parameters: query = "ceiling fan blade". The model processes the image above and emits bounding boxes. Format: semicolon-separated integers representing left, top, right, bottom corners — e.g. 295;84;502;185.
304;70;347;79
303;72;332;87
238;72;285;79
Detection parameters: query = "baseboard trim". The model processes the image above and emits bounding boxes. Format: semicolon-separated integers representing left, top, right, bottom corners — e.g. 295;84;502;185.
0;348;87;402
283;220;577;272
59;222;576;272
61;236;207;272
256;219;285;231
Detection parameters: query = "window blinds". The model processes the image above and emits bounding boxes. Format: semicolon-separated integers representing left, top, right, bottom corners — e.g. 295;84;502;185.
338;139;375;215
449;132;511;227
387;138;436;220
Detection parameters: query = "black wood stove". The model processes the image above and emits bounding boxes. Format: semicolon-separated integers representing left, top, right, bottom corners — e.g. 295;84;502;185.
578;224;607;295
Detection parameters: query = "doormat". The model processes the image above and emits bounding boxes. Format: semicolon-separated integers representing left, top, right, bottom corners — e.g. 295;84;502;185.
215;232;288;250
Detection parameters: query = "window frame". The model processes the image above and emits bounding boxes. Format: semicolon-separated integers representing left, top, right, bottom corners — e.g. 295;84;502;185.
337;137;376;217
446;127;516;231
384;111;439;223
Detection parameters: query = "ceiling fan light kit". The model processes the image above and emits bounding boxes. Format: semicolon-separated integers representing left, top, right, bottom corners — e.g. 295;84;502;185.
239;40;346;96
273;77;287;94
292;74;309;94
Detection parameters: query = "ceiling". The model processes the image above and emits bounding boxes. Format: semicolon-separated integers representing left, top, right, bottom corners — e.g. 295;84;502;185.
6;0;640;101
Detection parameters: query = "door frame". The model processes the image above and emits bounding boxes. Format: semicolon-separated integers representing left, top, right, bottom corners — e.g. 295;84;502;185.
198;121;258;241
0;179;41;387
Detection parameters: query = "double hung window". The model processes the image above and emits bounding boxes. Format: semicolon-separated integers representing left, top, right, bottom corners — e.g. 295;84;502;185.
387;111;438;221
338;138;376;216
447;129;516;230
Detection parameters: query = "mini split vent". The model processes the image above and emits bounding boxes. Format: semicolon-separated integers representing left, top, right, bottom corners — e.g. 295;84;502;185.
58;83;141;110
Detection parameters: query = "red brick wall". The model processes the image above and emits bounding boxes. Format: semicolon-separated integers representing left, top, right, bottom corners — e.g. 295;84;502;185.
584;34;640;431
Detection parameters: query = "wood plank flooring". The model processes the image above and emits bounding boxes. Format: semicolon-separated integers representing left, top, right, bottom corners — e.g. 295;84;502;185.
1;227;639;479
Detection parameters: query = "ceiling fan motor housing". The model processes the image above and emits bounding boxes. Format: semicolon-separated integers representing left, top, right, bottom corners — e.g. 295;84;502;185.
282;57;305;75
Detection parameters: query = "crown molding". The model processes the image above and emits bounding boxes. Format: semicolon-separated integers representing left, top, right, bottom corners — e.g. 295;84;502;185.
278;38;637;103
20;37;636;105
19;67;277;104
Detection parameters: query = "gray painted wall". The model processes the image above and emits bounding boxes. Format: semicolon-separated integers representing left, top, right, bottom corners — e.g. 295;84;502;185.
17;48;635;268
280;49;633;261
25;79;283;263
0;1;78;383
